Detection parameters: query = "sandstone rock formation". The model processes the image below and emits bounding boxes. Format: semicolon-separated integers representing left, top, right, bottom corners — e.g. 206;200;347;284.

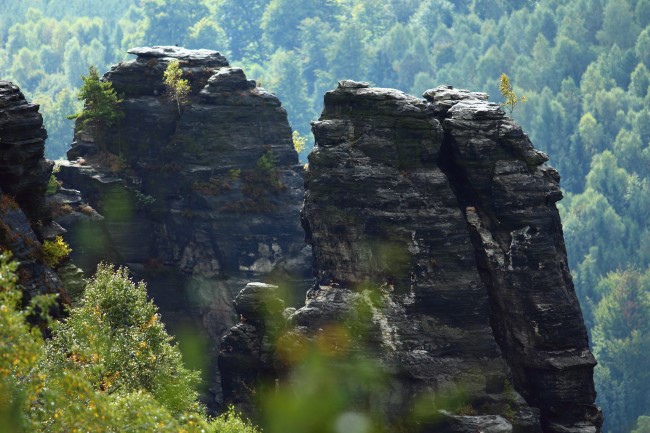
0;81;52;221
56;47;310;404
0;81;65;309
220;83;601;433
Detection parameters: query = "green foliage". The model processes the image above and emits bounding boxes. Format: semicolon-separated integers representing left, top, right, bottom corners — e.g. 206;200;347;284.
42;236;72;268
45;263;200;414
228;168;241;179
67;65;123;129
163;59;190;115
256;149;277;173
499;73;526;115
292;130;306;154
210;406;260;433
1;259;259;433
255;149;285;193
134;190;156;210
592;269;650;433
0;252;45;432
46;173;62;196
633;416;650;433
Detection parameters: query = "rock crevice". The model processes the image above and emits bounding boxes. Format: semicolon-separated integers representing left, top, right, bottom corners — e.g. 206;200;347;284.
220;83;601;433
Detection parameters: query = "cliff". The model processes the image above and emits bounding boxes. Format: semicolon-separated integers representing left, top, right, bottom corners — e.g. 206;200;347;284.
0;81;65;309
56;47;311;404
0;81;52;221
220;82;601;433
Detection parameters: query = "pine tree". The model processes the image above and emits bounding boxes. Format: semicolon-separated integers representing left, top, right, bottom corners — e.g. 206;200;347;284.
67;65;123;128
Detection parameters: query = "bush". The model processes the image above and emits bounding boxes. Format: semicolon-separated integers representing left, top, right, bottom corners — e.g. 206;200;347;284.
46;173;62;196
292;131;306;154
42;236;72;268
499;73;526;115
44;263;200;415
0;259;260;433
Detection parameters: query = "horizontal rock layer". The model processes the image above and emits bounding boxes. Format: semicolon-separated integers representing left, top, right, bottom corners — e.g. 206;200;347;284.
0;81;65;314
0;81;52;220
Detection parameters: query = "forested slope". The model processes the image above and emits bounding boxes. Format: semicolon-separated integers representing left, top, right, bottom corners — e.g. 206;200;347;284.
2;1;649;432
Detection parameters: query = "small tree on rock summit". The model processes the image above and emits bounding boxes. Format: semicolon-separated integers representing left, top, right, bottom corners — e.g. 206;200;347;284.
163;59;191;115
499;73;527;115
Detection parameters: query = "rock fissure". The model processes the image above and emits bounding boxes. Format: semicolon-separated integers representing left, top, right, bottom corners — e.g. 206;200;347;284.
220;83;602;433
432;86;601;433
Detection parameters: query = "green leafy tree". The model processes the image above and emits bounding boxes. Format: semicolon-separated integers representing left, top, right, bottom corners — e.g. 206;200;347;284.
44;263;200;415
578;113;605;156
596;0;640;50
633;415;650;433
593;269;650;433
630;63;650;98
139;0;208;48
0;257;259;432
292;130;306;154
163;59;190;115
67;65;123;129
217;0;270;59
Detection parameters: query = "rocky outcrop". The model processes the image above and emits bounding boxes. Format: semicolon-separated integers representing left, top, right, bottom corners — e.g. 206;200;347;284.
0;81;53;221
432;87;601;433
56;46;310;406
220;83;601;433
0;81;65;312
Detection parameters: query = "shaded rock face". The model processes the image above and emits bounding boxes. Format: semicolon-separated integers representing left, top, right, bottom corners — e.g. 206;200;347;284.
220;83;601;433
0;81;53;221
56;46;310;405
0;81;65;312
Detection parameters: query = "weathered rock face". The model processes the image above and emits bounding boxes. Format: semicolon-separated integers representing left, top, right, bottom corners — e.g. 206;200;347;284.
0;81;52;221
433;87;601;433
0;81;65;310
220;83;601;433
56;46;310;405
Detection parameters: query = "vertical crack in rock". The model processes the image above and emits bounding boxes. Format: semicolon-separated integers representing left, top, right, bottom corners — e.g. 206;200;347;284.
266;81;541;430
429;86;603;433
222;82;602;432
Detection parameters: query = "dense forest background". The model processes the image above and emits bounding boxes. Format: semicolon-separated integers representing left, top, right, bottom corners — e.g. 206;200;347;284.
2;0;650;432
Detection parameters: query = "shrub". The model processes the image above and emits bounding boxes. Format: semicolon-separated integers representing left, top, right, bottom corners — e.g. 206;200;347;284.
44;263;200;414
134;190;156;210
41;236;71;268
46;174;62;196
0;259;259;433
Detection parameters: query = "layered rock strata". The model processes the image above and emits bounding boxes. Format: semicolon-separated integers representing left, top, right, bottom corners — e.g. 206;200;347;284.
0;81;53;220
220;83;601;433
57;46;310;405
0;81;65;310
